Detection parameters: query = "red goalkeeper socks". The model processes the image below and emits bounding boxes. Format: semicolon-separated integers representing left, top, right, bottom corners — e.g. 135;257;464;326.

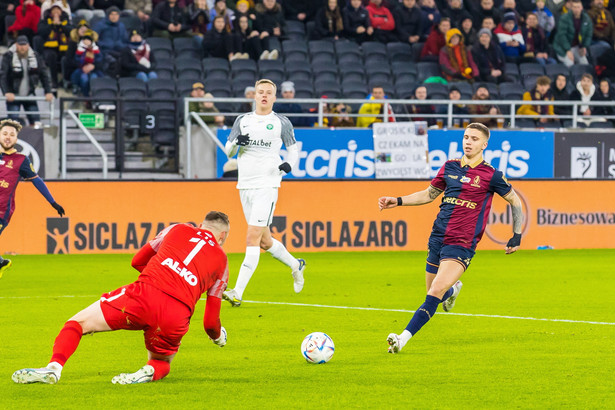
50;320;83;366
147;359;170;381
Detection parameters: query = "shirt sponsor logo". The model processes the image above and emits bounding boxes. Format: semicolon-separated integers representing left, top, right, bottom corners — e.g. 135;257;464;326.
447;174;458;179
161;257;198;286
442;196;477;209
0;179;9;188
266;124;273;130
460;176;471;183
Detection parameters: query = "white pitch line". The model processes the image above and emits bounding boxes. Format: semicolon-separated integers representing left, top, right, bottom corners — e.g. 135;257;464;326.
2;295;614;326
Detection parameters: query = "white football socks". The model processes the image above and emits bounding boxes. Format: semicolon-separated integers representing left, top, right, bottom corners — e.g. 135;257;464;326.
399;330;412;347
267;239;300;271
47;361;63;379
234;246;261;299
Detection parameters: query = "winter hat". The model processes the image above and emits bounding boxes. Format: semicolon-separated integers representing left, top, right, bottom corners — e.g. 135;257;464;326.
478;28;492;38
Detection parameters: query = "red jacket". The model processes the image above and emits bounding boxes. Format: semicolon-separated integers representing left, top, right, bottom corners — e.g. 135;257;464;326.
8;0;41;33
366;3;395;31
421;28;445;58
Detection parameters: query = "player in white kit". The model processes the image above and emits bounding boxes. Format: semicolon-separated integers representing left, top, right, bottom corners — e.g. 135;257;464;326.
222;79;305;307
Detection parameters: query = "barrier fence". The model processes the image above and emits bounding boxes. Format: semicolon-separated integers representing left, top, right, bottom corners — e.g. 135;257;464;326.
1;180;613;255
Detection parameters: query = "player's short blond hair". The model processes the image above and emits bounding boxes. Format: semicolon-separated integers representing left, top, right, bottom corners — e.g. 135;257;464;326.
255;78;277;94
466;122;490;139
0;119;23;134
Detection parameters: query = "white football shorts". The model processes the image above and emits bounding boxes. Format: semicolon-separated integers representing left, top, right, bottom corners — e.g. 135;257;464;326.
239;188;279;227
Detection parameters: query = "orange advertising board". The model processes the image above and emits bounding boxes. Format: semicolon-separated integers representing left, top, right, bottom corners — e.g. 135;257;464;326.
0;180;613;255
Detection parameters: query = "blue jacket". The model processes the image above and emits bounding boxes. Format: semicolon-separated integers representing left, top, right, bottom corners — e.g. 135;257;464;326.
93;18;129;53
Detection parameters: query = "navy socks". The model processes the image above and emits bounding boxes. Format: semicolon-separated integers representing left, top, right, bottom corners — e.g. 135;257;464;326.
405;295;441;336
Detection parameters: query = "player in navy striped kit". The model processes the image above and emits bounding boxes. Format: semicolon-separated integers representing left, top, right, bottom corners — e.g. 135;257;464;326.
378;122;524;353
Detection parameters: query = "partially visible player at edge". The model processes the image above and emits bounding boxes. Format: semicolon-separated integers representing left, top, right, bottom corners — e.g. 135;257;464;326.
378;122;524;354
222;78;305;307
0;119;64;277
12;211;231;384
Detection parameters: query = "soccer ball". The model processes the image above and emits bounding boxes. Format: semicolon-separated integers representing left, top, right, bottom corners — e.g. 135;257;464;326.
301;332;335;364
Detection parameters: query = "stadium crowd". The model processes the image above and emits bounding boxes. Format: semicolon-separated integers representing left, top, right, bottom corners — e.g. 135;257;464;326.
1;0;615;128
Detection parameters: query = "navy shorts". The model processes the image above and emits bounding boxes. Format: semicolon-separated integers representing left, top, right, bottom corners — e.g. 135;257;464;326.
426;238;475;273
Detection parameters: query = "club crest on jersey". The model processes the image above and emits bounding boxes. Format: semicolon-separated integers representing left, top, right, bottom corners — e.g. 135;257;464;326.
161;258;198;286
460;176;471;183
6;160;13;169
471;176;481;187
266;124;273;130
0;179;9;188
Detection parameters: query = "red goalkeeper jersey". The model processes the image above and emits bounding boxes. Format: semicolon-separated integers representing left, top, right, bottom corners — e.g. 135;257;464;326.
135;223;229;314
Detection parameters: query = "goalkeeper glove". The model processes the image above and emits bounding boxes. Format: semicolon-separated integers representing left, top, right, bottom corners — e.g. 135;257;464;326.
236;134;251;146
51;202;65;217
278;162;292;173
506;233;522;249
212;326;227;347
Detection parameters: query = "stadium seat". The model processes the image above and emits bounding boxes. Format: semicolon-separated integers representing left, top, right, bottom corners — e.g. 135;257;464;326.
392;62;417;82
311;54;336;67
425;83;448;99
119;77;147;98
284;60;312;81
202;57;229;80
120;15;141;32
173;37;202;59
231;59;257;82
308;40;336;61
416;61;441;82
258;59;284;76
448;81;472;96
545;63;570;79
361;41;387;61
147;37;173;59
570;64;594;83
91;77;117;93
342;81;368;99
519;62;545;76
410;42;424;62
176;79;197;96
314;80;342;98
335;41;361;60
338;53;362;66
504;62;520;82
154;59;174;80
522;73;542;89
232;79;256;95
286;20;306;40
148;78;176;98
386;42;413;63
175;58;203;79
292;80;315;98
312;62;338;82
339;65;366;83
394;79;417;98
499;82;524;100
282;40;309;61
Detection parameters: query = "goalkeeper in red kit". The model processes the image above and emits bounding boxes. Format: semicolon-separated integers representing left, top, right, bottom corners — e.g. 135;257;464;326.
12;211;231;385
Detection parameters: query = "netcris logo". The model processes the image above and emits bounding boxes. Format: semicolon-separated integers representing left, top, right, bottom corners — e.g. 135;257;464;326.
484;189;530;245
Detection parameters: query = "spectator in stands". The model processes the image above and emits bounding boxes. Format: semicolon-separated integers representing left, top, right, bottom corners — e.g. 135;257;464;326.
272;81;307;127
187;0;209;40
419;0;441;39
587;0;615;59
459;13;477;46
65;20;96;88
439;28;479;82
328;102;356;127
189;85;225;126
569;73;596;117
40;0;71;21
595;47;615;81
553;0;592;67
366;0;398;43
37;3;72;89
421;17;450;61
591;78;615;123
151;0;190;39
208;0;234;31
448;86;470;118
394;0;424;44
343;0;374;43
254;0;284;55
234;14;267;60
119;29;158;81
516;0;538;18
552;73;572;115
405;85;436;125
468;84;501;128
240;85;255;112
547;0;567;22
311;0;345;40
534;0;555;35
203;15;244;60
0;35;53;125
124;0;153;33
72;0;107;23
476;0;502;27
522;12;557;65
234;0;255;23
7;0;41;44
1;1;20;45
494;13;525;62
70;30;102;96
94;6;129;54
517;75;556;124
500;0;522;25
283;0;319;23
357;85;395;127
443;0;466;28
472;28;506;83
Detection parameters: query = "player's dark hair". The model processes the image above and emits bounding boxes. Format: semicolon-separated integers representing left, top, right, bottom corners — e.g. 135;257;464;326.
466;122;490;139
205;211;230;227
0;119;23;133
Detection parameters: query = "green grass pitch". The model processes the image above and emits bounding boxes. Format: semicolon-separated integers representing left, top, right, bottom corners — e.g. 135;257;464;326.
0;249;613;408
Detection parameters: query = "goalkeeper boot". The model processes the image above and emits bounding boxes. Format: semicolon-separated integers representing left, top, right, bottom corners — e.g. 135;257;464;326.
222;288;242;307
292;259;306;293
0;258;12;279
12;366;60;384
111;364;155;385
442;280;463;312
387;333;404;354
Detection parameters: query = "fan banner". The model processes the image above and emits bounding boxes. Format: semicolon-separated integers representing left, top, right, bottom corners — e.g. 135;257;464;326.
372;121;430;179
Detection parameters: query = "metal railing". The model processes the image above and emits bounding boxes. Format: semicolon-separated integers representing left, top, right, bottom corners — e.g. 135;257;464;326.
0;95;56;124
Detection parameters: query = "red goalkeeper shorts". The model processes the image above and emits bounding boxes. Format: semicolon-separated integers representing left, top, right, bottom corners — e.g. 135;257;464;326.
100;281;191;356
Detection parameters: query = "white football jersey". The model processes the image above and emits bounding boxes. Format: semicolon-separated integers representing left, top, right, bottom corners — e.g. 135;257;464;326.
228;111;296;189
